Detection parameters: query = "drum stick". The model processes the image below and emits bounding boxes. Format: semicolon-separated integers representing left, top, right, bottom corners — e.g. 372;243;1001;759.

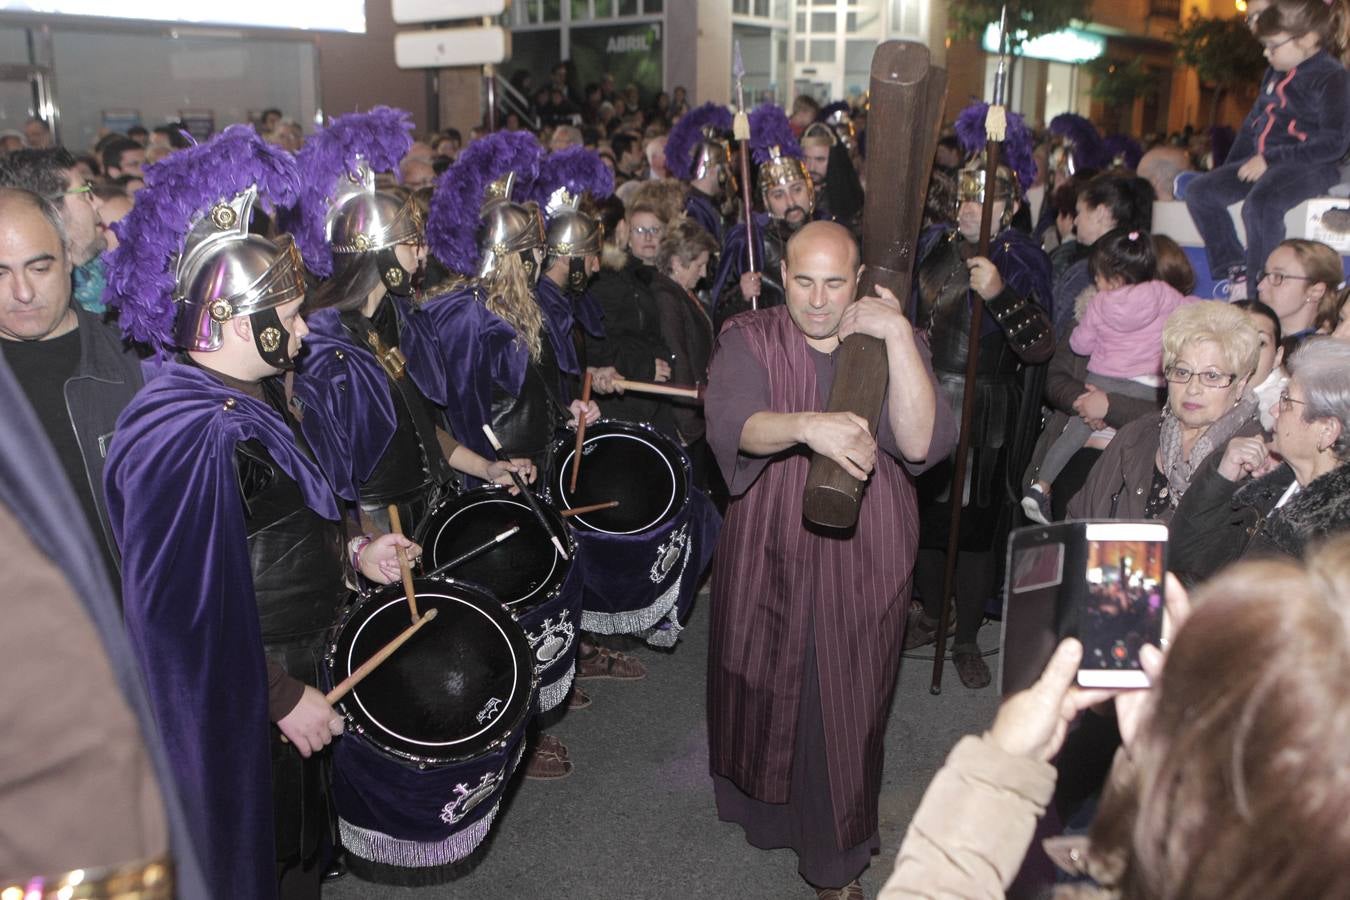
424;526;521;579
325;608;438;705
386;504;419;621
568;370;593;493
612;378;703;401
560;500;619;518
481;424;570;561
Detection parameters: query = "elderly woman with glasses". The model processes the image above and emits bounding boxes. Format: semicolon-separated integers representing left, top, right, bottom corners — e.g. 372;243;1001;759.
1066;302;1263;520
1169;336;1350;584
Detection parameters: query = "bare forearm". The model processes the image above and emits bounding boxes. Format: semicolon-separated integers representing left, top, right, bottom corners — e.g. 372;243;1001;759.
448;444;492;480
739;410;812;456
885;334;936;462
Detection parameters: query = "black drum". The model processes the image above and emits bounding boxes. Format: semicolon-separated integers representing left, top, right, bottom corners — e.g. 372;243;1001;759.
417;485;583;713
326;577;534;884
548;420;716;646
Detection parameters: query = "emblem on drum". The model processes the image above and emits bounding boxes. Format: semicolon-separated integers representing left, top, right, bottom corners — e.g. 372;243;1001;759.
526;616;576;664
439;771;501;826
650;524;690;584
476;697;502;725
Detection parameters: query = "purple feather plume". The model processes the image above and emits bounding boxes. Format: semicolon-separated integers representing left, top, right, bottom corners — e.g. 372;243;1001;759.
104;124;301;351
529;146;615;209
748;103;801;165
1102;134;1143;171
427;130;544;276
1048;114;1107;172
664;102;732;180
954;101;1037;197
285;106;414;277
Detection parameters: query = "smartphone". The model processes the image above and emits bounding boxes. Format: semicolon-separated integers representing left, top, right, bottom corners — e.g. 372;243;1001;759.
1000;521;1168;695
1074;522;1168;688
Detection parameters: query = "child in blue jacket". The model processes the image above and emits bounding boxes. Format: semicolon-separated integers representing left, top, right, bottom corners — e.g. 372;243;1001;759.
1185;0;1350;298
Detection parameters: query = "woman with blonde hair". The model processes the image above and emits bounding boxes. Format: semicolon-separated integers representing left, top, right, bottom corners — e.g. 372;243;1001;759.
1066;301;1263;520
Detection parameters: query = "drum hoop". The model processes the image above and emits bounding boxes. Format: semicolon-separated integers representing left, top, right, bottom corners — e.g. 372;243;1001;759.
557;431;682;535
345;592;525;751
426;496;564;607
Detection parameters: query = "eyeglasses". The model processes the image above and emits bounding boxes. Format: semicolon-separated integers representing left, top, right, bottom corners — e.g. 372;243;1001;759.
50;182;93;203
1278;390;1307;412
1164;365;1237;388
1261;34;1296;52
631;226;664;237
1256;270;1312;287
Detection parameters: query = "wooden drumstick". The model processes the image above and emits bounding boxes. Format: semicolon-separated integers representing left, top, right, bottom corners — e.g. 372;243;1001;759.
560;500;619;518
326;608;438;705
612;378;703;401
386;504;419;622
569;370;593;493
481;425;570;561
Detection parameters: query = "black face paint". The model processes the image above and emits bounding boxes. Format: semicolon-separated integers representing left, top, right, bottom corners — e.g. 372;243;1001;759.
250;306;295;370
377;247;415;297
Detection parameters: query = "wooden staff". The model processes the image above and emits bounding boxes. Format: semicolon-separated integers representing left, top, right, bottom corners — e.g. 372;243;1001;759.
326;608;438;704
424;526;520;579
569;370;593;493
481;424;570;561
800;41;948;529
387;504;419;622
560;500;619;518
612;377;703;401
932;7;1010;695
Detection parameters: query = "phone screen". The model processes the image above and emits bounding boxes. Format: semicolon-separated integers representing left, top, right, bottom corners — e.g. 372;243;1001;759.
1078;523;1167;680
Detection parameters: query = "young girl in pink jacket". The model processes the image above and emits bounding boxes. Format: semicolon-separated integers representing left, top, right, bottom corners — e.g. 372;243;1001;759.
1023;228;1191;522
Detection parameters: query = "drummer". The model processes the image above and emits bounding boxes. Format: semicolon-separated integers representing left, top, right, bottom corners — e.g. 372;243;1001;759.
288;108;529;538
423;131;601;779
103;127;418;900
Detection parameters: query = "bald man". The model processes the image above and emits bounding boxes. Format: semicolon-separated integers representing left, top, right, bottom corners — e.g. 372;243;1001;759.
704;221;956;897
1137;145;1193;202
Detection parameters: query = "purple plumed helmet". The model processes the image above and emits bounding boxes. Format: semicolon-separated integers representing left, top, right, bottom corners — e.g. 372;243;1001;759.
104;124;302;352
1102;134;1143;171
1048;113;1107;173
529;146;615;209
954;101;1037;196
285;106;414;277
665;102;733;180
748;103;801;165
427;130;545;276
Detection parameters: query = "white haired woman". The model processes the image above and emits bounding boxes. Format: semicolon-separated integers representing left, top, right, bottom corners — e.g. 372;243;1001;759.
1066;302;1264;520
1170;336;1350;583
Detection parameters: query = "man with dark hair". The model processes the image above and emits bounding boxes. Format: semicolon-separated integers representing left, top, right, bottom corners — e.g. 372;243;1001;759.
150;123;192;151
101;137;145;179
0;188;144;582
0;147;109;312
127;124;149;146
260;107;283;132
610;132;645;184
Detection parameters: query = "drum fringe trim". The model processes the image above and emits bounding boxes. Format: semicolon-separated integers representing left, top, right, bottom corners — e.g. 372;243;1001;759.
537;668;575;713
339;803;500;868
580;537;692;646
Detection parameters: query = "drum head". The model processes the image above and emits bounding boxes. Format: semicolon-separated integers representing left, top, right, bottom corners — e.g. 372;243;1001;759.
330;578;533;764
419;489;568;609
552;421;689;535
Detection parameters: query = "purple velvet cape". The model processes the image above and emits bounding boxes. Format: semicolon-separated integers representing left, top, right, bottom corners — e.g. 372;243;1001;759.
0;356;212;899
710;212;771;311
104;359;390;899
536;277;604;391
301;299;444;450
685;191;724;245
914;224;1054;339
420;285;529;460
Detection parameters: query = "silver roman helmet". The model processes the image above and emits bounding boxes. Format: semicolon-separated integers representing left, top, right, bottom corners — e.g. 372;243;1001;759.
478;172;546;282
173;187;307;353
327;161;423;257
544;187;603;292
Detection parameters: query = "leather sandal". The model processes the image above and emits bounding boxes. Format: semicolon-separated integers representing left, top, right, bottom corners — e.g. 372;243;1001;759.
576;645;647;680
536;733;569;759
814;880;864;899
567;684;592;710
524;745;573;780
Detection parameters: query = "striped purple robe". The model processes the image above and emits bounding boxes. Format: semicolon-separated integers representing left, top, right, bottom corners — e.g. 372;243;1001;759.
705;306;954;850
